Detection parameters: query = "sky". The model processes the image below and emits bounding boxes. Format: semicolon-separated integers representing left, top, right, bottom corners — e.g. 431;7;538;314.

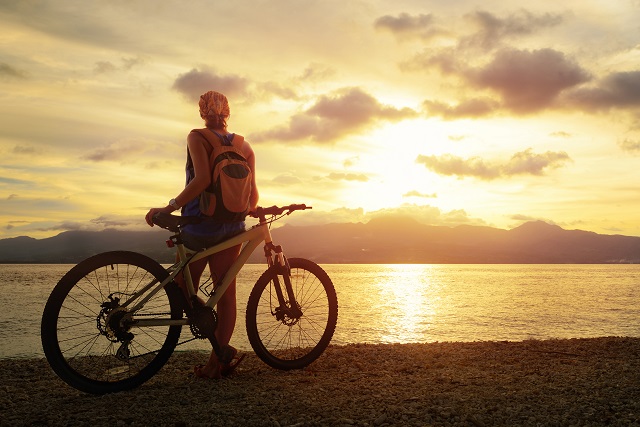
1;0;640;240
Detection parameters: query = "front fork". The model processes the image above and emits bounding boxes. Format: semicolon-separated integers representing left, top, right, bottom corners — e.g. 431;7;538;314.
264;243;303;319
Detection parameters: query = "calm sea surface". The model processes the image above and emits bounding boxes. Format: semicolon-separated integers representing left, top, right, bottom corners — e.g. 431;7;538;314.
1;263;638;359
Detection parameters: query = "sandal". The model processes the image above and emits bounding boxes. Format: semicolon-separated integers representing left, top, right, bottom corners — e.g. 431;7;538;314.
218;346;246;377
221;353;246;377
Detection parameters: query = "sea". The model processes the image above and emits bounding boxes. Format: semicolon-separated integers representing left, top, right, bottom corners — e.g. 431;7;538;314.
1;263;638;359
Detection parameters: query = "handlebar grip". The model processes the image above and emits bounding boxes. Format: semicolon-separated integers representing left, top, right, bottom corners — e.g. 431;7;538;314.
288;204;309;211
249;204;312;217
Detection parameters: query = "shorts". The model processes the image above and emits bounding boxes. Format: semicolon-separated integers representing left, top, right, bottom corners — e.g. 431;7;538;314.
180;221;245;251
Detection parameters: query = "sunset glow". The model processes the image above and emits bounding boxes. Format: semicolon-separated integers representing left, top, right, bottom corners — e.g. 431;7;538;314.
1;1;639;239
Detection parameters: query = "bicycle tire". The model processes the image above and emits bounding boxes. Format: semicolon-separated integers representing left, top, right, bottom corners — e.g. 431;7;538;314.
41;251;183;394
246;258;338;370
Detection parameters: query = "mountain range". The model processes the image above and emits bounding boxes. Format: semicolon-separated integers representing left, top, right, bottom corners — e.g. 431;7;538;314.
1;217;638;264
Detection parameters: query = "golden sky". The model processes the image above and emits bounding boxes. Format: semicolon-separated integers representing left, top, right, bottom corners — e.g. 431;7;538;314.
1;0;639;239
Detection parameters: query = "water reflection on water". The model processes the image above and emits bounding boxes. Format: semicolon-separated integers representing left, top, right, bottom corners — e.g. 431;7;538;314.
1;263;638;358
329;263;640;346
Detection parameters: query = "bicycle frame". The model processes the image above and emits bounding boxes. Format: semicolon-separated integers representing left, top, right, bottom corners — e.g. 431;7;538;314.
127;218;278;329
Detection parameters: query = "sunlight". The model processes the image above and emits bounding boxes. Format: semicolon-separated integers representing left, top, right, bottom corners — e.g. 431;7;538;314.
373;264;441;343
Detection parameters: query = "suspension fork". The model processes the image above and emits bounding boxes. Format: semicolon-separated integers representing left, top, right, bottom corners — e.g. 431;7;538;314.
264;242;302;318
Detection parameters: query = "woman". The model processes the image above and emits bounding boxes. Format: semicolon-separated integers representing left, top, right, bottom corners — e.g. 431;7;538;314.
145;90;259;379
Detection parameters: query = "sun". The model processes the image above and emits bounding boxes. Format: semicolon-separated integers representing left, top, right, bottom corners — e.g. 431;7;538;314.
334;120;453;212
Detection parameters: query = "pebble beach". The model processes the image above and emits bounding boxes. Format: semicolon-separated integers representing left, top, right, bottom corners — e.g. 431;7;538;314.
2;337;639;426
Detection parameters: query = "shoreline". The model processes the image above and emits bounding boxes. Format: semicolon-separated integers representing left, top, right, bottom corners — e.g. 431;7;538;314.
2;337;639;426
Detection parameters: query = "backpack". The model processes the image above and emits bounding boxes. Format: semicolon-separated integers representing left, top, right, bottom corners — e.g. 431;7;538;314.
190;128;252;222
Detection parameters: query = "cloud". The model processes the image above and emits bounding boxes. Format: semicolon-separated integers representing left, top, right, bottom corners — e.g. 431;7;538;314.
12;145;41;155
298;63;335;82
550;131;572;138
374;13;443;40
566;71;640;111
416;148;571;180
407;47;591;116
0;62;29;79
81;138;167;162
254;87;418;143
327;172;369;182
94;61;117;74
36;221;88;233
618;138;640;154
271;174;303;185
91;215;138;228
0;176;32;186
283;204;486;228
462;10;564;50
367;204;487;227
466;48;591;113
0;1;126;50
172;68;249;102
94;56;145;74
403;190;437;198
423;97;500;119
343;156;360;168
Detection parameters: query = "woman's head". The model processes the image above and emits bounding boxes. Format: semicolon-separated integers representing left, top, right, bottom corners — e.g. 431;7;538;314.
199;91;230;129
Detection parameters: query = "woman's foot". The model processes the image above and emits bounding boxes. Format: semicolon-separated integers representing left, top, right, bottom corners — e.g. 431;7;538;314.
193;362;221;380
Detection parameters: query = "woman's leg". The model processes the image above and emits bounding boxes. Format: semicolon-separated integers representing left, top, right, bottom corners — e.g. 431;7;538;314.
194;243;242;378
211;243;242;346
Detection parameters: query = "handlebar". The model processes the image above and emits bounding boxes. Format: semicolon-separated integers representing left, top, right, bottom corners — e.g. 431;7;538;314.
249;204;311;219
152;204;311;232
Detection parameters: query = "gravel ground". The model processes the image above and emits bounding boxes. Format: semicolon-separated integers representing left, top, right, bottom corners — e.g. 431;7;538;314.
1;337;639;427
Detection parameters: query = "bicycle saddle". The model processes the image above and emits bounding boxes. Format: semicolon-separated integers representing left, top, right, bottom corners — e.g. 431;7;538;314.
152;212;203;232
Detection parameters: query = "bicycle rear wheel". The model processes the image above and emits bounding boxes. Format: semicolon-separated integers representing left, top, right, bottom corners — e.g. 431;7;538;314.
246;258;338;370
41;251;183;394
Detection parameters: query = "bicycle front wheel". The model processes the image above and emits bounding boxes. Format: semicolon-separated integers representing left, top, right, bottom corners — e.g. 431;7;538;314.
41;251;183;394
246;258;338;370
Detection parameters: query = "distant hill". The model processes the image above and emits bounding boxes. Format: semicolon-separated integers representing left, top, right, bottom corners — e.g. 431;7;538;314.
0;219;638;264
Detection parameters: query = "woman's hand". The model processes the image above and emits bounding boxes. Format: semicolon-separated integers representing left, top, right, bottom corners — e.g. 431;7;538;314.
145;206;174;227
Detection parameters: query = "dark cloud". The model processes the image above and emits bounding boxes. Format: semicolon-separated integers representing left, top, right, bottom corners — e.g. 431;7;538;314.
566;71;640;111
406;46;591;116
416;148;571;180
462;10;564;50
254;87;418;143
466;48;591;113
374;13;443;40
0;62;28;79
172;68;249;102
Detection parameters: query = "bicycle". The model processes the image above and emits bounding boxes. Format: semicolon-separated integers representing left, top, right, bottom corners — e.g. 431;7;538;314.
41;204;338;394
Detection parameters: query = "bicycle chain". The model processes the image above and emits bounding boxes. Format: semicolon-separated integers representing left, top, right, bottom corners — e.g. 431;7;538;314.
114;310;200;360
